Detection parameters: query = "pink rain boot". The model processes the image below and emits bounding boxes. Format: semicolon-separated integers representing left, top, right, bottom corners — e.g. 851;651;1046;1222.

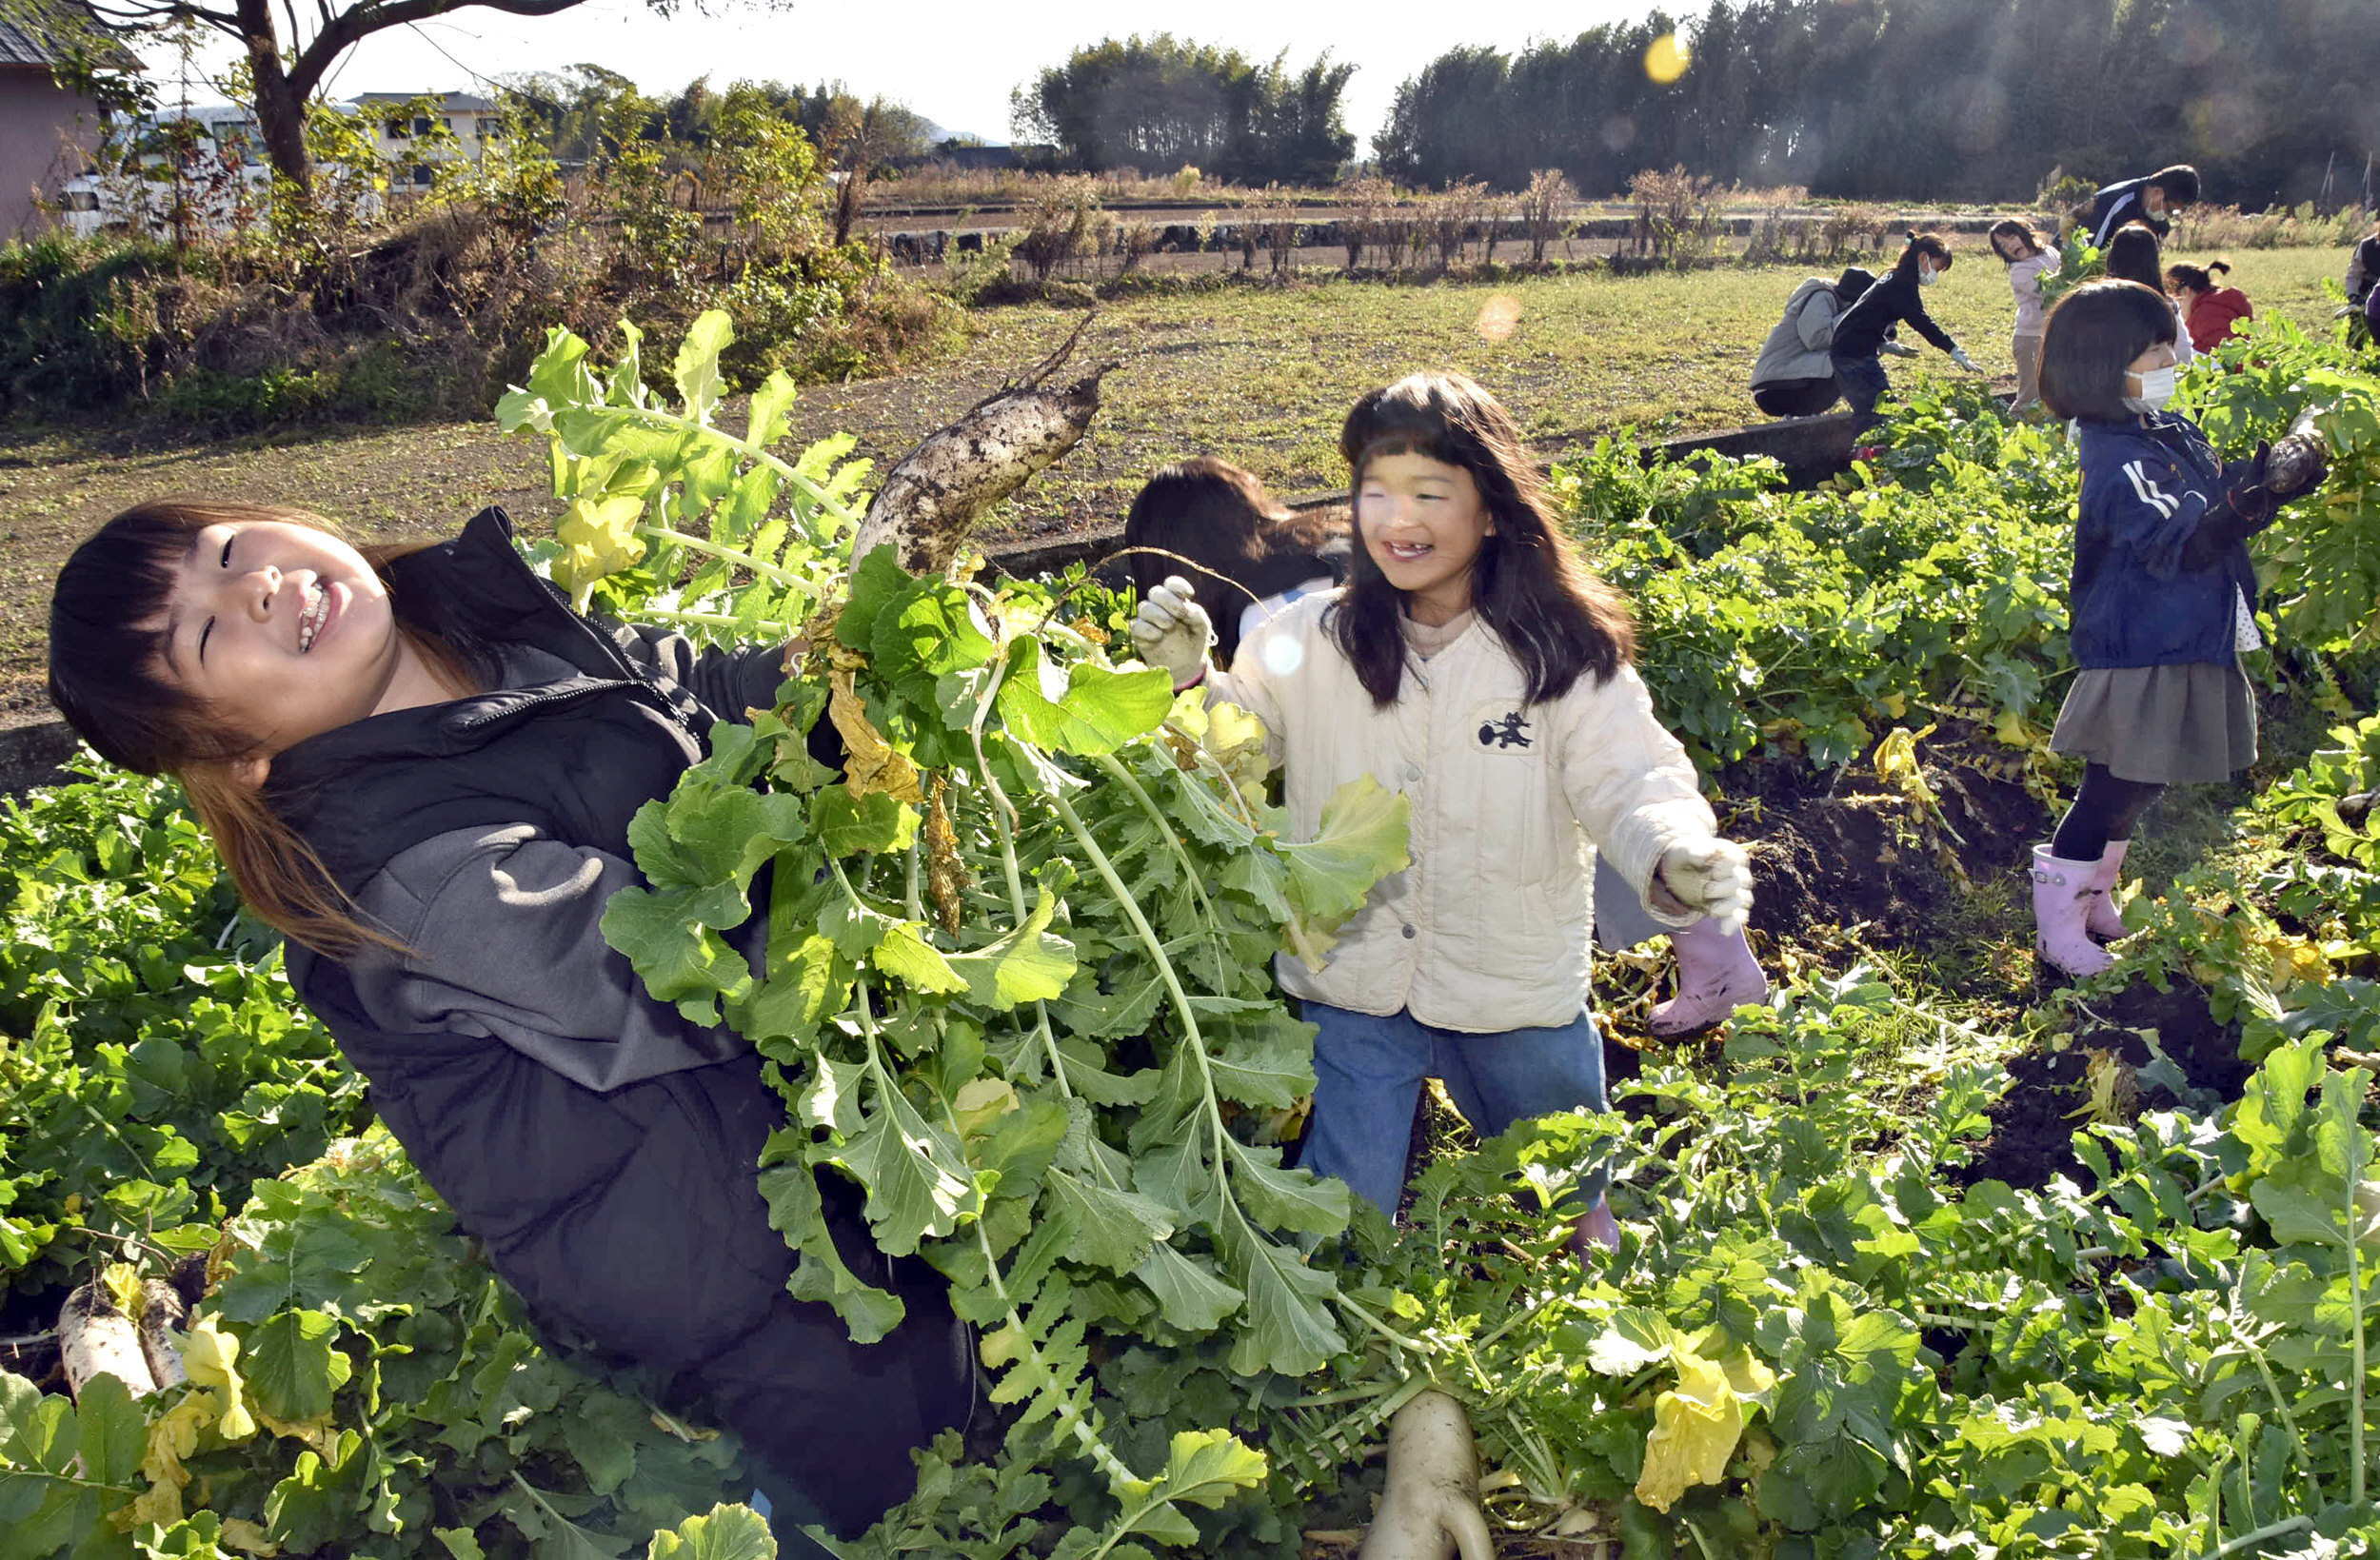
2083;839;2130;942
2032;845;2114;978
1648;917;1771;1037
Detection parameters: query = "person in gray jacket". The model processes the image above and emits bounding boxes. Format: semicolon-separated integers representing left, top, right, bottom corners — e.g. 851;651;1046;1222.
1750;267;1875;418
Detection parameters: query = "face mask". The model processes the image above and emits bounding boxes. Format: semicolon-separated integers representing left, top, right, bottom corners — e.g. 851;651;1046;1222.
1917;264;1940;286
2123;365;2177;413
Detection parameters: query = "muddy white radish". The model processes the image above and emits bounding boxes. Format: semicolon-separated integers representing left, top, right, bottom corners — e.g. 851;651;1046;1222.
58;1279;158;1399
848;323;1113;575
140;1277;189;1390
1358;1390;1494;1560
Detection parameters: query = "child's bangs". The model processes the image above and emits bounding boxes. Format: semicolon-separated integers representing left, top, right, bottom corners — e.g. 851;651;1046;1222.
1343;393;1466;480
48;505;221;772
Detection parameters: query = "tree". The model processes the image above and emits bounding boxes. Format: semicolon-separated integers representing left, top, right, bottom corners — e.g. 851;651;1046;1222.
77;0;786;198
1014;34;1355;185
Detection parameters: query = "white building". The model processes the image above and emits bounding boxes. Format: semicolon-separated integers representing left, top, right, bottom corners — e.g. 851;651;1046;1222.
351;91;501;191
62;90;502;237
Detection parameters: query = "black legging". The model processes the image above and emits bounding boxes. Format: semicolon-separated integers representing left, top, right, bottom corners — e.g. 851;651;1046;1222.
2051;762;2165;861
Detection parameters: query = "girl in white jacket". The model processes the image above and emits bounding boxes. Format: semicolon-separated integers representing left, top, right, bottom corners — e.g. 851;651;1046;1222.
1129;371;1755;1245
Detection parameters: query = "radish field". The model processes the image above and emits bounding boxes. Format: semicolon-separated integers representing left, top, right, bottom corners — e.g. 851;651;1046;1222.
7;306;2380;1560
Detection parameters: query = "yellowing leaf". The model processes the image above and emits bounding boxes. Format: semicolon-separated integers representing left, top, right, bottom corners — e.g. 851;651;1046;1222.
828;667;923;804
257;1407;344;1461
1634;1351;1764;1513
1873;723;1939;808
181;1314;257;1441
220;1518;281;1555
952;1077;1021;1138
118;1392;212;1530
101;1261;143;1320
553;492;649;602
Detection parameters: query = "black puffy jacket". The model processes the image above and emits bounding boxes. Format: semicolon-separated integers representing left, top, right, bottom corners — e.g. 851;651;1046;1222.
268;508;968;1537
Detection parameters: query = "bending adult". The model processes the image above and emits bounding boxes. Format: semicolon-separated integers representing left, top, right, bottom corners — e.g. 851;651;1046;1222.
1750;266;1875;418
2088;165;2200;249
1828;233;1978;425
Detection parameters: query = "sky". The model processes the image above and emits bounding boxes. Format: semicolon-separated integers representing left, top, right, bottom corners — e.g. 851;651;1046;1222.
136;0;1659;154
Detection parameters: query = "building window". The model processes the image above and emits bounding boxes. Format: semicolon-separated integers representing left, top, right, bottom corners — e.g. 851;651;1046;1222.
476;118;497;138
412;163;432;186
387;119;408;139
414;116;432;136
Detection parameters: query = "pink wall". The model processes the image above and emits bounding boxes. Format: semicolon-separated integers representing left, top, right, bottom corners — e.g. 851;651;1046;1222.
2;69;106;240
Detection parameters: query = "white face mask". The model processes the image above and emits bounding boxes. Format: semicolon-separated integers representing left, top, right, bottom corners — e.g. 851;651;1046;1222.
2123;365;2178;413
1917;264;1941;286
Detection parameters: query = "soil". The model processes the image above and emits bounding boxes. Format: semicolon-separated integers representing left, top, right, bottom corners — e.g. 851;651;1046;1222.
1735;753;2045;947
1680;731;2253;1194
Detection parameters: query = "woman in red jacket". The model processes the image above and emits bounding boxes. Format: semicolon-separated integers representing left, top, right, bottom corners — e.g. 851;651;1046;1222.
2168;260;2252;354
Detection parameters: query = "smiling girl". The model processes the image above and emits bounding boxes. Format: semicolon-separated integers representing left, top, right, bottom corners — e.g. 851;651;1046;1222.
47;501;969;1552
1128;372;1754;1242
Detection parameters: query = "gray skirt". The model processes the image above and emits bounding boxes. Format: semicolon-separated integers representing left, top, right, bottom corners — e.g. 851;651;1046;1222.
2050;662;2256;783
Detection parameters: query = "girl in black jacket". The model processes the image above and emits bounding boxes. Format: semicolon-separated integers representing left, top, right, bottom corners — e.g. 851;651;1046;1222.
1829;232;1981;425
47;502;971;1554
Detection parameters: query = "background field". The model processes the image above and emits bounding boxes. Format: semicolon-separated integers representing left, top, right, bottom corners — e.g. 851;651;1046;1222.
0;246;2354;721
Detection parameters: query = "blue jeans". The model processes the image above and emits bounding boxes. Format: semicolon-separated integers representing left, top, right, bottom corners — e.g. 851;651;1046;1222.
1834;352;1890;423
1300;1002;1609;1215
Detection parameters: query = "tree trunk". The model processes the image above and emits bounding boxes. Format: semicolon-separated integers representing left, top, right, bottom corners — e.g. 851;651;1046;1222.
237;0;313;196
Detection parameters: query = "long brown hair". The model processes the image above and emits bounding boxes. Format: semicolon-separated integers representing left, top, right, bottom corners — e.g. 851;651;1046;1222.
47;501;477;957
1122;458;1347;667
1332;371;1633;707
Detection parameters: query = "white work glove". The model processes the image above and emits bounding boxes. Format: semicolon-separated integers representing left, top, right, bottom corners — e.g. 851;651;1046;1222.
1949;347;1980;373
1656;839;1754;934
1129;575;1214;690
1877;339;1919;359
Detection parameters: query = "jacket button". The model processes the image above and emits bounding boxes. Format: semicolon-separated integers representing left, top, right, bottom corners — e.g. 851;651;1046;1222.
1402;763;1421;782
1401;924;1417;939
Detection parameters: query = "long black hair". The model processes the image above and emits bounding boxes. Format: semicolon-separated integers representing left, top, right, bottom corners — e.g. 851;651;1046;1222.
2105;223;2168;293
48;501;480;955
1332;371;1633;708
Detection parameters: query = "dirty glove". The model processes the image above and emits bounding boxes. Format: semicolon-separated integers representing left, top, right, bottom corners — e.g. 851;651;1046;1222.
1949;347;1980;373
1877;340;1919;358
2267;430;2329;500
1656;839;1754;934
1129;575;1214;690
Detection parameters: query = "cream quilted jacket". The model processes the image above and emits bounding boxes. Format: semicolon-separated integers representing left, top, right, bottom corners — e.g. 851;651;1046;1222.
1208;591;1716;1032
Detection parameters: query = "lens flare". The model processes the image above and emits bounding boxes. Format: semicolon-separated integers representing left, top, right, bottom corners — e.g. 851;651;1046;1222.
1644;33;1692;85
1476;294;1521;342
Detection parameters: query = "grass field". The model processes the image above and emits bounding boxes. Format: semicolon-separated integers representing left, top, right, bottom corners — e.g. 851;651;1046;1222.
0;246;2358;721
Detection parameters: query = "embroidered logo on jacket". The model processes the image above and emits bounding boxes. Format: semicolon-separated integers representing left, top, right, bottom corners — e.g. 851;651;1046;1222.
1477;711;1533;749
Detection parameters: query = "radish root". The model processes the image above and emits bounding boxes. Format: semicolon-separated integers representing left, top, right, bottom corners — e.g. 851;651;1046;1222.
1359;1390;1494;1560
58;1280;157;1399
848;322;1116;577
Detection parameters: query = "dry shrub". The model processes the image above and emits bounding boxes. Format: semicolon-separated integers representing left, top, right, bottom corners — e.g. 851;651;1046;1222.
1518;168;1578;264
1014;175;1108;279
1627;164;1720;263
1431;180;1488;269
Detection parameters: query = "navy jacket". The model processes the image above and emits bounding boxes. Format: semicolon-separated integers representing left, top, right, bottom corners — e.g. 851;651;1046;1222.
2070;414;2263;670
268;509;966;1536
1828;265;1955;363
2091;176;2172;249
